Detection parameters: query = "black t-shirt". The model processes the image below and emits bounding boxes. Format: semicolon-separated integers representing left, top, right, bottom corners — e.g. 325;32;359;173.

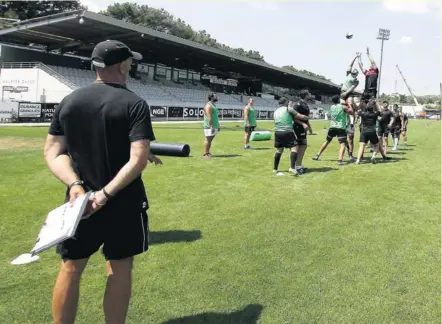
379;109;393;127
392;111;402;127
49;83;156;209
364;68;379;90
294;100;310;128
359;110;380;133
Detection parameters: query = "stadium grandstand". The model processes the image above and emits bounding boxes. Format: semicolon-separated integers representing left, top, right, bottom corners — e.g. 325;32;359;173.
0;10;340;122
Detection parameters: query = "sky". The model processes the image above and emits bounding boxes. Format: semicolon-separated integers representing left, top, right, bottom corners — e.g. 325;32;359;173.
82;0;441;96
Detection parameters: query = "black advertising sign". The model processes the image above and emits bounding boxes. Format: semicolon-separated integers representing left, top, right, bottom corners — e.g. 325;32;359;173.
41;103;58;119
258;110;268;119
183;107;203;118
222;109;233;118
267;110;274;119
232;109;242;119
168;106;183;118
150;106;167;117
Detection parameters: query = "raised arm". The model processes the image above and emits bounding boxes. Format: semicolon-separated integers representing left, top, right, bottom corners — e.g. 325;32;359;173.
366;47;377;69
347;53;360;73
358;56;365;73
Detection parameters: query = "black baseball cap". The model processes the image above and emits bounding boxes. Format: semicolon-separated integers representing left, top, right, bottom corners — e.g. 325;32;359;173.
91;40;142;68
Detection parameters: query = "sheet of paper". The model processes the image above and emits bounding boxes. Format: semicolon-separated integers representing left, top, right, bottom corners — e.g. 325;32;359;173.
30;192;91;255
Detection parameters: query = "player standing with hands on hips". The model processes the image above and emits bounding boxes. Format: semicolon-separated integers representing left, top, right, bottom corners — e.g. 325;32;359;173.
202;93;220;158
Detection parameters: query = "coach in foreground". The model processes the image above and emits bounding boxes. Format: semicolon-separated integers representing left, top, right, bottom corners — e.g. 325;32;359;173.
44;40;161;324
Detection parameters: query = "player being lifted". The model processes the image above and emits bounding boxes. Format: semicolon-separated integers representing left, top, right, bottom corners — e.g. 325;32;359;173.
273;97;309;176
340;53;360;127
341;53;361;159
358;47;379;100
312;95;353;165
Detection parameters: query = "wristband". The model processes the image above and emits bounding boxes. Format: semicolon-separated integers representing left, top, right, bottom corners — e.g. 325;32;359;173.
102;187;112;199
68;180;84;190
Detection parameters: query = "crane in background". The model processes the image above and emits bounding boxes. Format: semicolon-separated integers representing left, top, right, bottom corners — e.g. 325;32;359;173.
396;64;421;115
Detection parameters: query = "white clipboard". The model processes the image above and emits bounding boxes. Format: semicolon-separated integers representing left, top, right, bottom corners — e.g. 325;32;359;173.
30;192;92;256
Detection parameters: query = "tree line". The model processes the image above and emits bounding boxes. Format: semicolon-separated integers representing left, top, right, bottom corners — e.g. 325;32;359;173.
0;1;329;81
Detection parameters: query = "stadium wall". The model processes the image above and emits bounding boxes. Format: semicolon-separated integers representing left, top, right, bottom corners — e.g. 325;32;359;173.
0;67;72;103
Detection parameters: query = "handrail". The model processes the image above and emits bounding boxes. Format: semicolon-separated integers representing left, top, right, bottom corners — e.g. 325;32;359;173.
37;63;78;90
1;62;78;90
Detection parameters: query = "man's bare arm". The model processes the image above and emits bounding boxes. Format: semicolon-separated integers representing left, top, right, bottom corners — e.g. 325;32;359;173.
358;57;365;73
244;106;249;124
44;135;79;186
366;47;377;68
347;55;358;72
103;139;150;197
204;104;213;127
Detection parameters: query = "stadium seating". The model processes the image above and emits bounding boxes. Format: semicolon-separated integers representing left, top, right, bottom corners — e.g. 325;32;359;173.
47;65;279;109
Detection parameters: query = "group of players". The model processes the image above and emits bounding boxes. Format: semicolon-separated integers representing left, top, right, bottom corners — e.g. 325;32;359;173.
200;47;409;175
269;47;409;174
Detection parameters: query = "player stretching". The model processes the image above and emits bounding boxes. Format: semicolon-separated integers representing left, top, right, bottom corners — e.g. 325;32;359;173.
243;98;257;149
399;107;409;146
358;47;379;99
313;95;353;165
340;53;360;133
355;101;390;164
390;104;402;151
273;97;309;175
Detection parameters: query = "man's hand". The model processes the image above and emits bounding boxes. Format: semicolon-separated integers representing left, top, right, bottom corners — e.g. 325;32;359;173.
69;184;85;206
366;47;370;55
82;190;107;219
148;154;163;165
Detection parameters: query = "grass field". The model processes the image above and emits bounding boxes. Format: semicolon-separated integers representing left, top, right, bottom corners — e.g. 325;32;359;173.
0;120;440;324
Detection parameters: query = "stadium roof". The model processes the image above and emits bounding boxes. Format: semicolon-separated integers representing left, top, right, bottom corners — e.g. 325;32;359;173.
0;10;341;94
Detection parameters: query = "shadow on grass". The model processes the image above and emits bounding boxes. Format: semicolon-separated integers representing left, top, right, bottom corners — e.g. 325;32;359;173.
211;154;242;158
150;230;202;245
250;147;272;151
162;304;264;324
306;167;337;173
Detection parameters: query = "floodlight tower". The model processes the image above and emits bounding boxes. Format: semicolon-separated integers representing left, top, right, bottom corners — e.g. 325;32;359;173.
376;28;390;98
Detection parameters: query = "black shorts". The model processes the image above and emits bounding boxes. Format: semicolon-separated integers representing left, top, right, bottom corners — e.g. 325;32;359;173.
274;131;296;148
293;124;307;145
245;126;256;134
364;88;377;100
360;131;379;145
377;125;389;137
326;128;347;144
391;127;401;137
57;202;149;260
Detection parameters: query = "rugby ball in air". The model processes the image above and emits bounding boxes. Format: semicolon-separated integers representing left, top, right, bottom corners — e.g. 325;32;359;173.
346;33;354;39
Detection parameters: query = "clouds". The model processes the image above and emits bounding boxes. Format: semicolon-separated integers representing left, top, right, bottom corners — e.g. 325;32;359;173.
382;1;440;14
399;36;413;44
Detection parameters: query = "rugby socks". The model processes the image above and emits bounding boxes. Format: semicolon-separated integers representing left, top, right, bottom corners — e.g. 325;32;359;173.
290;152;298;170
274;152;282;170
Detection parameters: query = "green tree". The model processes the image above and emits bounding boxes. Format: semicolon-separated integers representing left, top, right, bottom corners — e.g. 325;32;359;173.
282;65;330;81
0;1;83;20
101;2;265;62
